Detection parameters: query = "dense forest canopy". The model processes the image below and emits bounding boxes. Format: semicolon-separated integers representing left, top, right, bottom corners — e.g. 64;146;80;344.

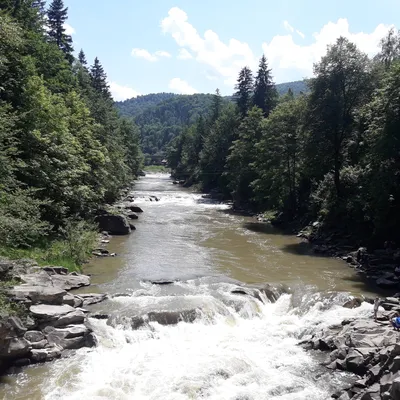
167;32;400;247
0;0;143;250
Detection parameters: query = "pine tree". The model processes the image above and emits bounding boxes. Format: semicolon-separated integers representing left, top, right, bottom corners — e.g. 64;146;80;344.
90;57;111;98
47;0;73;62
32;0;45;14
253;55;277;117
234;67;254;117
210;88;222;123
78;49;87;66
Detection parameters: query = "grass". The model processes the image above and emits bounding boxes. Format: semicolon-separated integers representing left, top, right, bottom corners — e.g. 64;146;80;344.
0;220;98;273
144;165;170;173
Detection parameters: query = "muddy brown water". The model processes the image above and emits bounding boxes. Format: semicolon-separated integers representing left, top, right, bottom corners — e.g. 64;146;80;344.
0;173;380;400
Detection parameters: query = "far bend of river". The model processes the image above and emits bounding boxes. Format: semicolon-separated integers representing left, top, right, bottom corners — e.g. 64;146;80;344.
1;173;379;400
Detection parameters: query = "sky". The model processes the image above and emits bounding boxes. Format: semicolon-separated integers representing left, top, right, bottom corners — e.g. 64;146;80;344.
63;0;400;101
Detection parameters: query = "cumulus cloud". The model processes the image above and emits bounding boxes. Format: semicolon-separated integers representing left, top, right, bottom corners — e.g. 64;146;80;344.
263;18;392;82
177;48;193;60
131;48;171;62
110;82;140;101
169;78;198;94
161;7;256;85
296;30;305;39
64;23;75;35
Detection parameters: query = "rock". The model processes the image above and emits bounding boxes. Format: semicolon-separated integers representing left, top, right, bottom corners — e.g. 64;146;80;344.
346;349;367;375
24;331;45;343
390;356;400;373
46;325;94;350
20;270;90;291
95;214;131;235
150;280;176;285
42;267;68;275
9;285;67;305
30;345;62;363
127;213;138;220
1;338;31;358
380;372;400;393
343;298;363;309
127;205;143;213
90;314;109;320
390;377;400;399
129;223;136;230
78;293;107;307
52;310;85;327
30;339;48;349
29;304;76;320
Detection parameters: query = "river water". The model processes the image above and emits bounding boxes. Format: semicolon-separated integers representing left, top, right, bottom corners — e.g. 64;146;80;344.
1;173;378;400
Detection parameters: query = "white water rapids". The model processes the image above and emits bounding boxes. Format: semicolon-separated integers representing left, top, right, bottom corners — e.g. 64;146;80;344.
1;174;378;400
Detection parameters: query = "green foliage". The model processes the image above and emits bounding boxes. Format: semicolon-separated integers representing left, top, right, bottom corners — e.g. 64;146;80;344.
0;3;142;260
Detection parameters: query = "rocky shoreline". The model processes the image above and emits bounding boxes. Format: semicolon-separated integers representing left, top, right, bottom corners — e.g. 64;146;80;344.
0;186;145;373
302;296;400;399
0;258;107;373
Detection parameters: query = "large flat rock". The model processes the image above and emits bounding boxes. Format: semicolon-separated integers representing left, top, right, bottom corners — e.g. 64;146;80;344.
9;285;67;305
29;304;76;320
21;271;90;290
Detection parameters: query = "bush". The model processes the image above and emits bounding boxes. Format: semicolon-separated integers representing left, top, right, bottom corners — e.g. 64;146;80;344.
0;189;50;248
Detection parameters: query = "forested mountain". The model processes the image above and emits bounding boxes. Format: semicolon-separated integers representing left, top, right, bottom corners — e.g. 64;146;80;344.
0;0;142;255
168;32;400;247
275;80;308;95
115;81;306;156
117;93;178;118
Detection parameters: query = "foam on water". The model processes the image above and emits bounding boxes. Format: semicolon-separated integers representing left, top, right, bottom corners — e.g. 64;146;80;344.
34;283;372;400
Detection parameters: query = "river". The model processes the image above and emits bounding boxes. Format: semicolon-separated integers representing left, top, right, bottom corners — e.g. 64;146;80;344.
1;173;377;400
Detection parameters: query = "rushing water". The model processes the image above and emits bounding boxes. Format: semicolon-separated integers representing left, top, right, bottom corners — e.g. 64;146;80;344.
1;173;378;400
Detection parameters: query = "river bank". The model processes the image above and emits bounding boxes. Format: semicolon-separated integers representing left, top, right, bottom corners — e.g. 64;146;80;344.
2;173;399;399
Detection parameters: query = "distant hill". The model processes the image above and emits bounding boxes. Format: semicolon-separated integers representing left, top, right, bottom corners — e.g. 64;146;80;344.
276;80;308;96
115;80;308;156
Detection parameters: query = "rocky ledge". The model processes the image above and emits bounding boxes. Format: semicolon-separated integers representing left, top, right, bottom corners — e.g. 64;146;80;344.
301;296;400;399
0;259;107;373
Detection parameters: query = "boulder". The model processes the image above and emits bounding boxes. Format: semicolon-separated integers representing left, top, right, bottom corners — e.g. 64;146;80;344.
127;205;143;213
343;298;363;309
390;377;400;399
29;304;76;320
20;270;90;290
46;325;95;350
24;331;45;343
127;213;139;220
1;338;31;358
42;267;68;275
52;310;85;327
95;214;131;235
78;293;107;307
9;285;67;305
30;345;62;363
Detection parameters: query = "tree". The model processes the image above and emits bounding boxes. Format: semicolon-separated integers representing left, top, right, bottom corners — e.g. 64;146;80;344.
253;55;277;116
306;37;370;198
210;88;222;123
47;0;73;62
376;28;400;70
253;97;306;213
234;67;253;117
90;57;111;98
226;106;264;207
78;49;87;66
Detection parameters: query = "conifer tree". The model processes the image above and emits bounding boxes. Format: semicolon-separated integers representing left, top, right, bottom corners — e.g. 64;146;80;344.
234;67;254;117
78;49;87;66
47;0;73;62
253;55;277;117
210;88;222;123
90;57;111;98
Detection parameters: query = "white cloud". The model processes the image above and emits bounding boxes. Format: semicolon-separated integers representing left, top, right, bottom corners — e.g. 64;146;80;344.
110;82;140;101
263;18;392;82
155;50;172;58
161;7;256;85
131;48;171;62
283;20;294;33
169;78;198;94
131;48;158;62
64;23;75;35
177;48;193;60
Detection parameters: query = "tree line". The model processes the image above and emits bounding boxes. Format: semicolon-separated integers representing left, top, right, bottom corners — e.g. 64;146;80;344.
0;0;142;250
168;35;400;247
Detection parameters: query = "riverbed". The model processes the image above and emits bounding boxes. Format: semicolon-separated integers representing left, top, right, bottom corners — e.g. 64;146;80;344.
0;173;377;400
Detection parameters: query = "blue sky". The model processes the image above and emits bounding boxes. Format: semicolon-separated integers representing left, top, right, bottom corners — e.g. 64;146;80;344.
63;0;400;100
